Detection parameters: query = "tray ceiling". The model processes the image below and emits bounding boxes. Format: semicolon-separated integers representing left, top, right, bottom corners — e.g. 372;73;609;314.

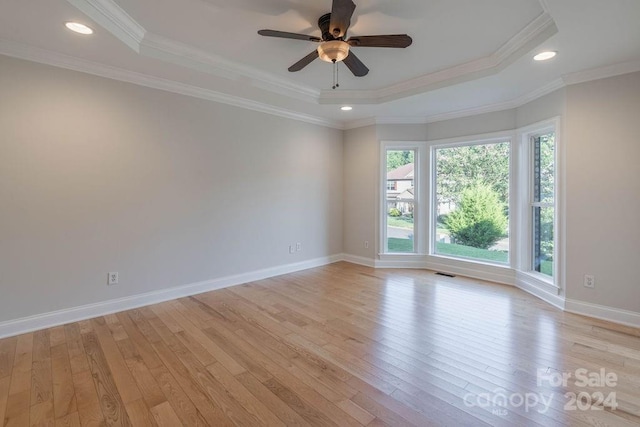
1;0;639;127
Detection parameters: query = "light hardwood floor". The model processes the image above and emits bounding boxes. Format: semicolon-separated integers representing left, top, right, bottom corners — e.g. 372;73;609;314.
1;262;639;426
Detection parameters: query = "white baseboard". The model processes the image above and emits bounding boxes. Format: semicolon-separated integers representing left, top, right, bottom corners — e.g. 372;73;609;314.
375;259;428;269
0;254;342;339
565;299;640;329
374;254;429;269
516;273;565;310
3;253;637;339
341;253;376;268
425;255;516;286
342;253;639;329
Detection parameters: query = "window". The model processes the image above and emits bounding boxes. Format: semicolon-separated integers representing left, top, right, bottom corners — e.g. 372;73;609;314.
379;122;560;290
531;132;555;277
385;149;416;253
433;141;510;264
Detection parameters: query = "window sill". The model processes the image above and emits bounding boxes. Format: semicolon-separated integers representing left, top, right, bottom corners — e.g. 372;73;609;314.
375;253;516;285
379;252;423;257
520;270;558;289
429;253;511;270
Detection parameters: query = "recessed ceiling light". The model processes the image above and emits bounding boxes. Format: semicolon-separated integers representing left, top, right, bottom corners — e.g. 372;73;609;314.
533;51;557;61
341;106;353;111
65;22;94;35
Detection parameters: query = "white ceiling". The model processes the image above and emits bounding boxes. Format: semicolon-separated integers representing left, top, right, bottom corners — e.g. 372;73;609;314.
1;0;639;128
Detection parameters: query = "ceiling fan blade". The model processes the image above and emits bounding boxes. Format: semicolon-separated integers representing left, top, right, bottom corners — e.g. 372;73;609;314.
288;50;319;72
342;51;369;77
258;29;321;42
347;34;413;48
329;0;356;39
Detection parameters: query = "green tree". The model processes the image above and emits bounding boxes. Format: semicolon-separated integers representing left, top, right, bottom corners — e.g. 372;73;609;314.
536;133;555;259
537;134;555;204
444;184;507;249
387;150;414;171
436;143;509;207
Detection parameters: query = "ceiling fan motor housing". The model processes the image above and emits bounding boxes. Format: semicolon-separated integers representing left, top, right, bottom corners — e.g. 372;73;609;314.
318;13;338;40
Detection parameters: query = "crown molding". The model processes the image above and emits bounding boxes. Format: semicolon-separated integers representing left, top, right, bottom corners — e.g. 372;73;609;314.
320;13;558;105
344;78;566;130
0;39;341;130
425;78;566;123
376;117;430;125
66;0;320;103
139;33;320;103
67;0;557;107
515;78;566;106
5;30;639;135
343;117;377;130
343;116;430;130
537;0;552;14
562;59;640;86
494;12;555;62
65;0;145;52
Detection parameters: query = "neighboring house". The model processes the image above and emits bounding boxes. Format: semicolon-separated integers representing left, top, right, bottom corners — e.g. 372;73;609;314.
386;163;414;214
386;163;455;216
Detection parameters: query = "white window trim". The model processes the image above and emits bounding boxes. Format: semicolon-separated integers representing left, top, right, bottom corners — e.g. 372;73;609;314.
376;122;564;302
429;133;515;268
516;117;563;291
379;141;428;257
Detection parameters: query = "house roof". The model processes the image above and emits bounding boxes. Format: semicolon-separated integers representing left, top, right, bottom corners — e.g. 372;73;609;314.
387;163;414;181
398;187;415;200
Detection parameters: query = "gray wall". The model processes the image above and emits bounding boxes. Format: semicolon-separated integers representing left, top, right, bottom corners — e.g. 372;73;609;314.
343;125;378;258
0;55;344;322
427;110;516;141
377;124;427;141
565;72;640;312
516;88;566;128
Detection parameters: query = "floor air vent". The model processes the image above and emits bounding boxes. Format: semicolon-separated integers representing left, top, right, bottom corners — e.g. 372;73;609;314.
435;272;456;278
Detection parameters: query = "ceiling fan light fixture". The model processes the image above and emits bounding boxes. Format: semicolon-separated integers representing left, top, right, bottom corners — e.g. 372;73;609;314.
317;40;350;63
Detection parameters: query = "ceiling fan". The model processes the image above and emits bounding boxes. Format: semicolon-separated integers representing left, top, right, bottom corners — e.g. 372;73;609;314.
258;0;412;78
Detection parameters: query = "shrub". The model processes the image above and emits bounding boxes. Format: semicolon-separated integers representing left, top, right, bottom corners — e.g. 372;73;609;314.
444;184;507;249
388;207;402;217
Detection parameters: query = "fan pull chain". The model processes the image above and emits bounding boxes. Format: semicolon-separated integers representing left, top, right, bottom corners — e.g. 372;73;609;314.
332;59;340;90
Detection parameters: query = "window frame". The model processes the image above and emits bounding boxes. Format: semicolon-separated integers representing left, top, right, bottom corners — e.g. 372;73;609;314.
429;136;514;267
517;118;561;288
380;141;427;255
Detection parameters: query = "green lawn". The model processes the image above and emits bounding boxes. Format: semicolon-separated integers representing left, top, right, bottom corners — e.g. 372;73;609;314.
388;237;414;252
436;242;508;263
387;216;414;229
536;260;554;277
387;238;508;262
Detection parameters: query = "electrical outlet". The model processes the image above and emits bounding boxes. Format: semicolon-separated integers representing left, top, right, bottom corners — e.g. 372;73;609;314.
108;272;119;285
289;245;295;254
296;242;301;251
364;241;369;249
584;274;595;289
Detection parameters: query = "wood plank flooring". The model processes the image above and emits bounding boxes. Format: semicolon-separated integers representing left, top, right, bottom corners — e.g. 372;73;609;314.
1;262;639;426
